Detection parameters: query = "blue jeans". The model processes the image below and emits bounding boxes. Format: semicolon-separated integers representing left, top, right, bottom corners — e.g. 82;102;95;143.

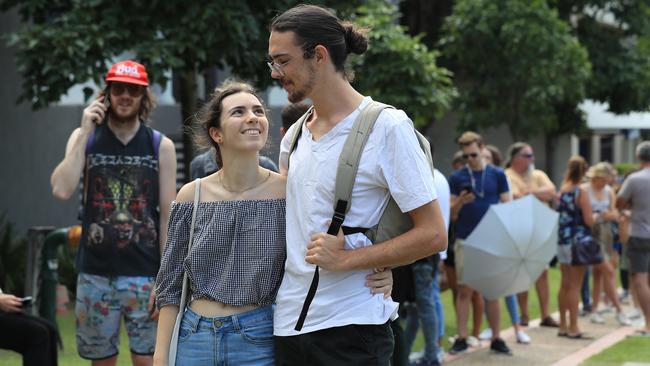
432;267;444;338
176;305;274;366
405;262;439;361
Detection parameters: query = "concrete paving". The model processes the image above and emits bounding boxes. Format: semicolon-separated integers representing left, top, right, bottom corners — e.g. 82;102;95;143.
443;305;646;366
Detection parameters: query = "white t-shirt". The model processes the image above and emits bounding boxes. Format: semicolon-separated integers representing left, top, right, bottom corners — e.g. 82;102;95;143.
274;97;437;336
433;168;450;259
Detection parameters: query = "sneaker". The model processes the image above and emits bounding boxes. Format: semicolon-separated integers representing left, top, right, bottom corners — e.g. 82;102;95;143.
490;338;512;355
467;335;480;347
619;290;630;304
478;328;493;340
516;330;531;344
408;351;424;362
449;338;468;355
409;358;440;366
629;308;642;320
590;312;605;324
598;305;614;314
616;312;632;326
436;348;445;364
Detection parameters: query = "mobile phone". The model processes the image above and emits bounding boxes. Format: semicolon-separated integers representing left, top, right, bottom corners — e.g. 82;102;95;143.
101;87;111;123
460;183;472;194
21;296;33;306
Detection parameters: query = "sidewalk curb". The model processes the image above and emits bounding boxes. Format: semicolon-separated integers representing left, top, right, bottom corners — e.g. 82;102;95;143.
549;326;636;366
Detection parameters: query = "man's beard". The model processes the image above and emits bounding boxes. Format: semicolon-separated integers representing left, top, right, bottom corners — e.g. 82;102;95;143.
109;107;140;124
285;65;316;103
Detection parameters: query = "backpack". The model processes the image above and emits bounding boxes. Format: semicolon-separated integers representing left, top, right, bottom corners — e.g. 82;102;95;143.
288;100;436;331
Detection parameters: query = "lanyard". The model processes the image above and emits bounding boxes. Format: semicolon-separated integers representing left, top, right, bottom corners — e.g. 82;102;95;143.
465;164;487;198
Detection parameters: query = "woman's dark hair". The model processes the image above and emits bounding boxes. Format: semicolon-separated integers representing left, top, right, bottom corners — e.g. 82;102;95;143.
270;4;368;80
192;80;267;167
505;142;531;168
563;155;588;185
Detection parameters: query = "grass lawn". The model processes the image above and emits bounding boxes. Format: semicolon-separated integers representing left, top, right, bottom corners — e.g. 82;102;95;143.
580;337;650;366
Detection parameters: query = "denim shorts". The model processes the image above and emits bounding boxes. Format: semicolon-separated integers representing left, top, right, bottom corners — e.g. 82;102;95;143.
75;273;156;359
175;305;274;366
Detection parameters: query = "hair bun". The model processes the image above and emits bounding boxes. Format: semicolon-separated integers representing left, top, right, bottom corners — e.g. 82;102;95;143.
343;23;368;55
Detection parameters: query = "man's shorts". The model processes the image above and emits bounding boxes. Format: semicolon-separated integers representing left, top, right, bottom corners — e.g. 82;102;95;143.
75;273;156;360
628;236;650;274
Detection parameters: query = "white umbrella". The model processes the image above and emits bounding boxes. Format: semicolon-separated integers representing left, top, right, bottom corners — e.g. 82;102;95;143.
462;195;559;300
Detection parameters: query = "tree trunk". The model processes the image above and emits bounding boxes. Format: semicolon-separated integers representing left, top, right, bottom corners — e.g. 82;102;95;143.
177;69;198;183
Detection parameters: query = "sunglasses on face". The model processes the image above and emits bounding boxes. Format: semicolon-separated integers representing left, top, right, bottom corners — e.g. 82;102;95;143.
518;153;534;159
109;83;145;97
462;152;480;159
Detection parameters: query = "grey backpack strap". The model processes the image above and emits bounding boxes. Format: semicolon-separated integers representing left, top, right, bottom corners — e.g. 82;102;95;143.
334;101;393;216
287;106;315;170
294;101;391;332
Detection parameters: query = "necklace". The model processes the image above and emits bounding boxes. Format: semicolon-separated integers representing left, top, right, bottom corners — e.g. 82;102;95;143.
465;164;487;199
218;170;271;194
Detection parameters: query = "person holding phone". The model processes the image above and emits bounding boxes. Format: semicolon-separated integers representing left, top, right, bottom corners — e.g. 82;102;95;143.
448;131;512;355
50;60;177;365
0;288;60;366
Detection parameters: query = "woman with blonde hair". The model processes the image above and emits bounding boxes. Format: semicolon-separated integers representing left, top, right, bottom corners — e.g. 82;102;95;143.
583;162;631;326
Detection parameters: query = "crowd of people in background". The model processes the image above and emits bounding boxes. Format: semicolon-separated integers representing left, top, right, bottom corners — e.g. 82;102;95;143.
399;134;650;366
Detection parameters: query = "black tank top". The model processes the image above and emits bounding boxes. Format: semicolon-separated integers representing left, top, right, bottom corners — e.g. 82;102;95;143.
77;123;161;276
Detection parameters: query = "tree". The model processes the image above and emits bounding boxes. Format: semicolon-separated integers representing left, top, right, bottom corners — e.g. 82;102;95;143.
350;0;456;129
552;0;650;114
3;0;453;177
2;0;300;178
441;0;591;140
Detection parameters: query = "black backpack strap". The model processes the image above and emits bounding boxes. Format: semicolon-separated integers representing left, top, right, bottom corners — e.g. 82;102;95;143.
294;101;392;331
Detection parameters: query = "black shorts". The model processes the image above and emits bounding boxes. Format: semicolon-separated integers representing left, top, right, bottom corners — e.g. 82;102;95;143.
274;322;394;366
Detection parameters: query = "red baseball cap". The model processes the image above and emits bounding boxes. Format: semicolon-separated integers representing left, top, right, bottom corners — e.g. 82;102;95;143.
105;60;149;86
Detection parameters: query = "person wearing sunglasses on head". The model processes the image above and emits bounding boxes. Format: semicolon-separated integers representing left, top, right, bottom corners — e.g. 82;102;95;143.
448;132;513;356
50;60;177;366
505;142;559;330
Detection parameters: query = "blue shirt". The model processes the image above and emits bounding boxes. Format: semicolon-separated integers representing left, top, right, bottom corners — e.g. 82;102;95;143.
450;164;509;239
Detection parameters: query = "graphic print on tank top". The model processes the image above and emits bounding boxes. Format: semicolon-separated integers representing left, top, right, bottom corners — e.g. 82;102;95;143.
85;154;158;250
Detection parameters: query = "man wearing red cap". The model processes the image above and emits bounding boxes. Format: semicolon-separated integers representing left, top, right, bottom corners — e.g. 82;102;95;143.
51;60;177;366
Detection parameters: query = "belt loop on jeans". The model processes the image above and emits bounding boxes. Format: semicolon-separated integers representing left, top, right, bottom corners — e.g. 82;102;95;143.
231;314;241;332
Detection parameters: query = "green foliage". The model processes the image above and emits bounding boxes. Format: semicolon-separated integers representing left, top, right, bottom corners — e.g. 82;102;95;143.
568;2;650;113
1;0;298;108
350;0;456;128
441;0;591;139
614;162;639;176
0;214;27;296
